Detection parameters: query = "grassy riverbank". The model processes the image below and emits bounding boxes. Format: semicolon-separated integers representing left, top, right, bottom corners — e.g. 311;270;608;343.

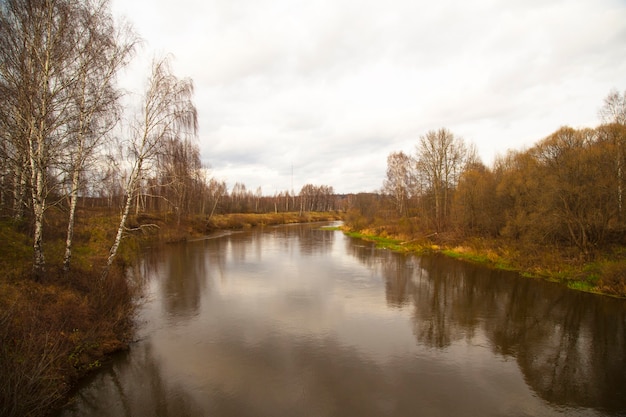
342;227;626;298
0;212;138;417
0;210;340;417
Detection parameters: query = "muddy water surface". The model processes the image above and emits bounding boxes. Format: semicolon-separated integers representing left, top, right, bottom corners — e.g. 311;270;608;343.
58;223;626;417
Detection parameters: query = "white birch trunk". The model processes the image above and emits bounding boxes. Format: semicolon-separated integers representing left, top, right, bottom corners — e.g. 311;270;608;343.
104;162;141;276
29;134;47;279
13;162;27;220
28;5;55;280
103;56;197;279
63;168;81;272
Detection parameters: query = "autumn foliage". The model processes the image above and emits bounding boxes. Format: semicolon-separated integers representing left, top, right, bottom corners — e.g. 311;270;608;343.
346;93;626;296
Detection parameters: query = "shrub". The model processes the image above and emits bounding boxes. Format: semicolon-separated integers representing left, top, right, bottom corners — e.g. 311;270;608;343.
0;265;139;417
598;262;626;297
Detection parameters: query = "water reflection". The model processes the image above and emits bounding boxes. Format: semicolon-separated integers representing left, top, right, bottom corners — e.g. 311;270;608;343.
59;224;626;417
62;342;203;417
361;249;626;413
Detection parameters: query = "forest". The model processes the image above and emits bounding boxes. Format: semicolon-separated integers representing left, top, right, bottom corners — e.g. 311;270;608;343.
0;0;340;279
344;90;626;297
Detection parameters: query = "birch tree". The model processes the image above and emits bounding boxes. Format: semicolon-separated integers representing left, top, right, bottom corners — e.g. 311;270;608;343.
0;0;87;279
206;178;227;219
156;136;203;220
104;57;198;276
383;151;415;217
0;0;137;277
61;0;136;272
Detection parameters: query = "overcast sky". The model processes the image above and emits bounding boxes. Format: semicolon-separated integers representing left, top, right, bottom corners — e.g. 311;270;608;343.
110;0;626;194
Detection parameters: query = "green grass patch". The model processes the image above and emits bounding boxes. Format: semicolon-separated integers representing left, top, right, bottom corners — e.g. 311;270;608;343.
344;224;626;298
442;249;490;264
566;279;598;293
345;231;418;253
440;246;517;271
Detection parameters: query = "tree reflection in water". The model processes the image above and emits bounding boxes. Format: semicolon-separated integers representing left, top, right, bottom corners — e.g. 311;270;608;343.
62;342;201;417
59;226;626;416
372;250;626;413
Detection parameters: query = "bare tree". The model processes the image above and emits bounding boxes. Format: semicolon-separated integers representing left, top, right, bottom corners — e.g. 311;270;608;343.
599;89;626;126
0;2;25;218
105;56;198;276
598;89;626;220
452;160;499;236
1;0;62;277
415;128;468;232
62;0;137;272
205;178;227;219
229;182;250;212
298;184;335;213
383;151;415;217
156;136;203;221
0;0;102;279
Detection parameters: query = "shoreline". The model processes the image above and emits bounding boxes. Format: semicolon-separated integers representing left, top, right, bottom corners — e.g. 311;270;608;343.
341;228;625;299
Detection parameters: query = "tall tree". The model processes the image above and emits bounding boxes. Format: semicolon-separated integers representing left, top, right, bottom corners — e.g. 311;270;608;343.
453;161;499;236
62;0;136;272
0;0;98;278
156;136;203;221
532;127;615;254
0;0;136;277
298;184;335;213
415;128;468;232
383;151;415;217
205;178;227;219
2;0;59;277
599;89;626;126
105;56;198;275
596;123;626;224
598;89;626;221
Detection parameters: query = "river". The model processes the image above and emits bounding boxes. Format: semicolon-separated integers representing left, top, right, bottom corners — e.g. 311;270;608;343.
58;222;626;417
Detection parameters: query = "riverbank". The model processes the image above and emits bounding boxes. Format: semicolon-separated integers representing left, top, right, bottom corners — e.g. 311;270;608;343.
0;217;138;417
341;227;626;298
0;210;340;417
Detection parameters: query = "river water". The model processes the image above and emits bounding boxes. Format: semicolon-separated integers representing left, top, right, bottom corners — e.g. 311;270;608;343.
59;222;626;417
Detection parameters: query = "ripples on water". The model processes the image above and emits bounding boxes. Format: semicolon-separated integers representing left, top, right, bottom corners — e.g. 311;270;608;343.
59;223;626;417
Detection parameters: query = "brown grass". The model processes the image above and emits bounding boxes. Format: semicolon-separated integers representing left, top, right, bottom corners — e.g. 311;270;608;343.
206;211;341;231
0;266;139;417
597;262;626;297
344;214;626;297
0;208;142;417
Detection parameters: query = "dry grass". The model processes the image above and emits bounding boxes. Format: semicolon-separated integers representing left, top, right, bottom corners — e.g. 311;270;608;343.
344;214;626;297
0;266;139;417
206;212;341;230
597;262;626;297
0;209;141;417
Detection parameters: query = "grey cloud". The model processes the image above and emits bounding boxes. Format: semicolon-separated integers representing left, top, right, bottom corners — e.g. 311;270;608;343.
112;0;626;194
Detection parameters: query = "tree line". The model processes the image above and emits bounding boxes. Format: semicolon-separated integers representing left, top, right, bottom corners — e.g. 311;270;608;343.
0;0;340;281
0;0;203;279
218;182;338;214
353;90;626;259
